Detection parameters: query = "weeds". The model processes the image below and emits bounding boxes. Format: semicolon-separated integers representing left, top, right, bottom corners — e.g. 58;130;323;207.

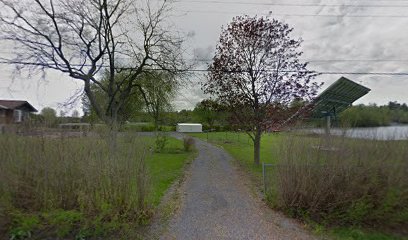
183;137;195;152
0;132;193;238
0;133;150;238
155;133;168;153
9;213;39;240
267;134;408;228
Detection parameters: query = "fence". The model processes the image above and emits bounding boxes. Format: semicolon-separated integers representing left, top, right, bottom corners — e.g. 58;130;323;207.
262;163;275;195
262;163;294;197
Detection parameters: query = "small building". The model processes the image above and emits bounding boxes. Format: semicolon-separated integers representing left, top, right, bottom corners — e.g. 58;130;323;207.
0;100;38;124
176;123;203;133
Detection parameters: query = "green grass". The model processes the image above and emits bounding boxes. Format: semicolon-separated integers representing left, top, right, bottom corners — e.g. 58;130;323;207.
329;228;408;240
147;137;195;206
189;132;282;178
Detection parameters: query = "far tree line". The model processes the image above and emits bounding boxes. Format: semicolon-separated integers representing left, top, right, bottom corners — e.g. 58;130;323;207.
338;101;408;127
37;100;408;130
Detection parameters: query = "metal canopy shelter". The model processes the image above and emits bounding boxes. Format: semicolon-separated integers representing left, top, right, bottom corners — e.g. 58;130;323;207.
311;77;371;133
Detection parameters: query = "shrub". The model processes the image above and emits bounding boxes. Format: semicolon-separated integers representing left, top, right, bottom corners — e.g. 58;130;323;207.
183;137;195;152
155;133;168;152
266;134;408;228
42;210;83;237
121;123;175;132
9;213;39;240
339;106;391;127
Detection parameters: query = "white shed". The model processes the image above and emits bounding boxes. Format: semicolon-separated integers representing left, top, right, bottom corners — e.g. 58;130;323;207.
176;123;202;133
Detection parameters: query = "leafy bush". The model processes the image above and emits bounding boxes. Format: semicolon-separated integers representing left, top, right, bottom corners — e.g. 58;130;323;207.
202;125;234;132
340;105;391;127
267;134;408;228
155;133;168;153
42;210;83;237
122;123;176;132
9;213;39;240
183;137;195;152
120;123;155;132
159;125;176;132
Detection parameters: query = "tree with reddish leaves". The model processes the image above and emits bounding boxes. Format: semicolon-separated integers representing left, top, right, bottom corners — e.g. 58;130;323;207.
203;15;320;165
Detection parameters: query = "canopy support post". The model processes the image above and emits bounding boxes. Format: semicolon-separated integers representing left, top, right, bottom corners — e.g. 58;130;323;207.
325;115;331;136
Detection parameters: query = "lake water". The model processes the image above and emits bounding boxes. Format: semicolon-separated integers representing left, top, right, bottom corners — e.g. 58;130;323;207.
307;125;408;140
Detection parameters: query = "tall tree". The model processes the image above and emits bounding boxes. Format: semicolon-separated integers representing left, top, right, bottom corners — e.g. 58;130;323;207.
41;107;57;126
81;70;178;128
81;70;146;124
138;71;178;130
203;15;320;165
0;0;185;133
193;99;221;128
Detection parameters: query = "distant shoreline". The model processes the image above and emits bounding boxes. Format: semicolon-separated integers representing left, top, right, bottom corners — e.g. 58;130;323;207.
302;125;408;140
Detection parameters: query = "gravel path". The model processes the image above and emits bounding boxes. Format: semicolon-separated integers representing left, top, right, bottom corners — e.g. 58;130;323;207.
161;134;318;240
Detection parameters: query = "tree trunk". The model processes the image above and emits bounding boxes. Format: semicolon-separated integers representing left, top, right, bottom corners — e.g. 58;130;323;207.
253;128;262;165
108;112;119;157
153;104;160;131
154;117;159;132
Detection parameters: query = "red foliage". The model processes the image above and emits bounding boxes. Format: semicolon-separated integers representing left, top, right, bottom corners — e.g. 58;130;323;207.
203;15;321;134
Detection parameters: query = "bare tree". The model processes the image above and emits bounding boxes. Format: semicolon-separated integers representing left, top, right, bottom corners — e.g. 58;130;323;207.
0;0;185;133
203;15;320;165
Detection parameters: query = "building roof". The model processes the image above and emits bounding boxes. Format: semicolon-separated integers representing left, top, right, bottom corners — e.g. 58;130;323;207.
0;100;38;112
177;123;202;126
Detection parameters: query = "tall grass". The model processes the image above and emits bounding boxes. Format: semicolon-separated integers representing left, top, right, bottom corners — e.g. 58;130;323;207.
0;134;149;221
268;134;408;227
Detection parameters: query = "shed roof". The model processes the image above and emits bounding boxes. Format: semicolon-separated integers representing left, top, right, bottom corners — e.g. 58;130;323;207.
0;100;38;112
177;123;202;126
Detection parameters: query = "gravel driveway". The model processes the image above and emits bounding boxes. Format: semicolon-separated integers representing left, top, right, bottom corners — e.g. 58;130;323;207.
161;134;318;240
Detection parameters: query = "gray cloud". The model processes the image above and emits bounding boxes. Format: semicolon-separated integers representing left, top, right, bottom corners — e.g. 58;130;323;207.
1;1;408;112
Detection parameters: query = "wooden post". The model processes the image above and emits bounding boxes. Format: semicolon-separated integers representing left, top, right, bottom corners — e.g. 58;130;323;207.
325;115;331;136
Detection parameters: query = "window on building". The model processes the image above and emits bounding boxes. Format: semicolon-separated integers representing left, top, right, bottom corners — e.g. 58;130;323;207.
14;110;23;123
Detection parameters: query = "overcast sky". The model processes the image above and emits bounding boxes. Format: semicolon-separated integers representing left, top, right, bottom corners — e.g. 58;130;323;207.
1;0;408;115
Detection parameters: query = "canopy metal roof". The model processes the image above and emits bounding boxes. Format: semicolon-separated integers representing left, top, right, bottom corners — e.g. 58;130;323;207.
177;123;202;126
311;77;371;118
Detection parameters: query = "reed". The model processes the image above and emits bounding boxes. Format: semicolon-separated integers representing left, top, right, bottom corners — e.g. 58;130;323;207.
268;134;408;227
0;134;150;224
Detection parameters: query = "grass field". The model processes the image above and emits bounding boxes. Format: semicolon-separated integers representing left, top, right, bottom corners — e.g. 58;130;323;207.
189;132;282;177
189;132;408;240
0;133;195;239
146;137;195;206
